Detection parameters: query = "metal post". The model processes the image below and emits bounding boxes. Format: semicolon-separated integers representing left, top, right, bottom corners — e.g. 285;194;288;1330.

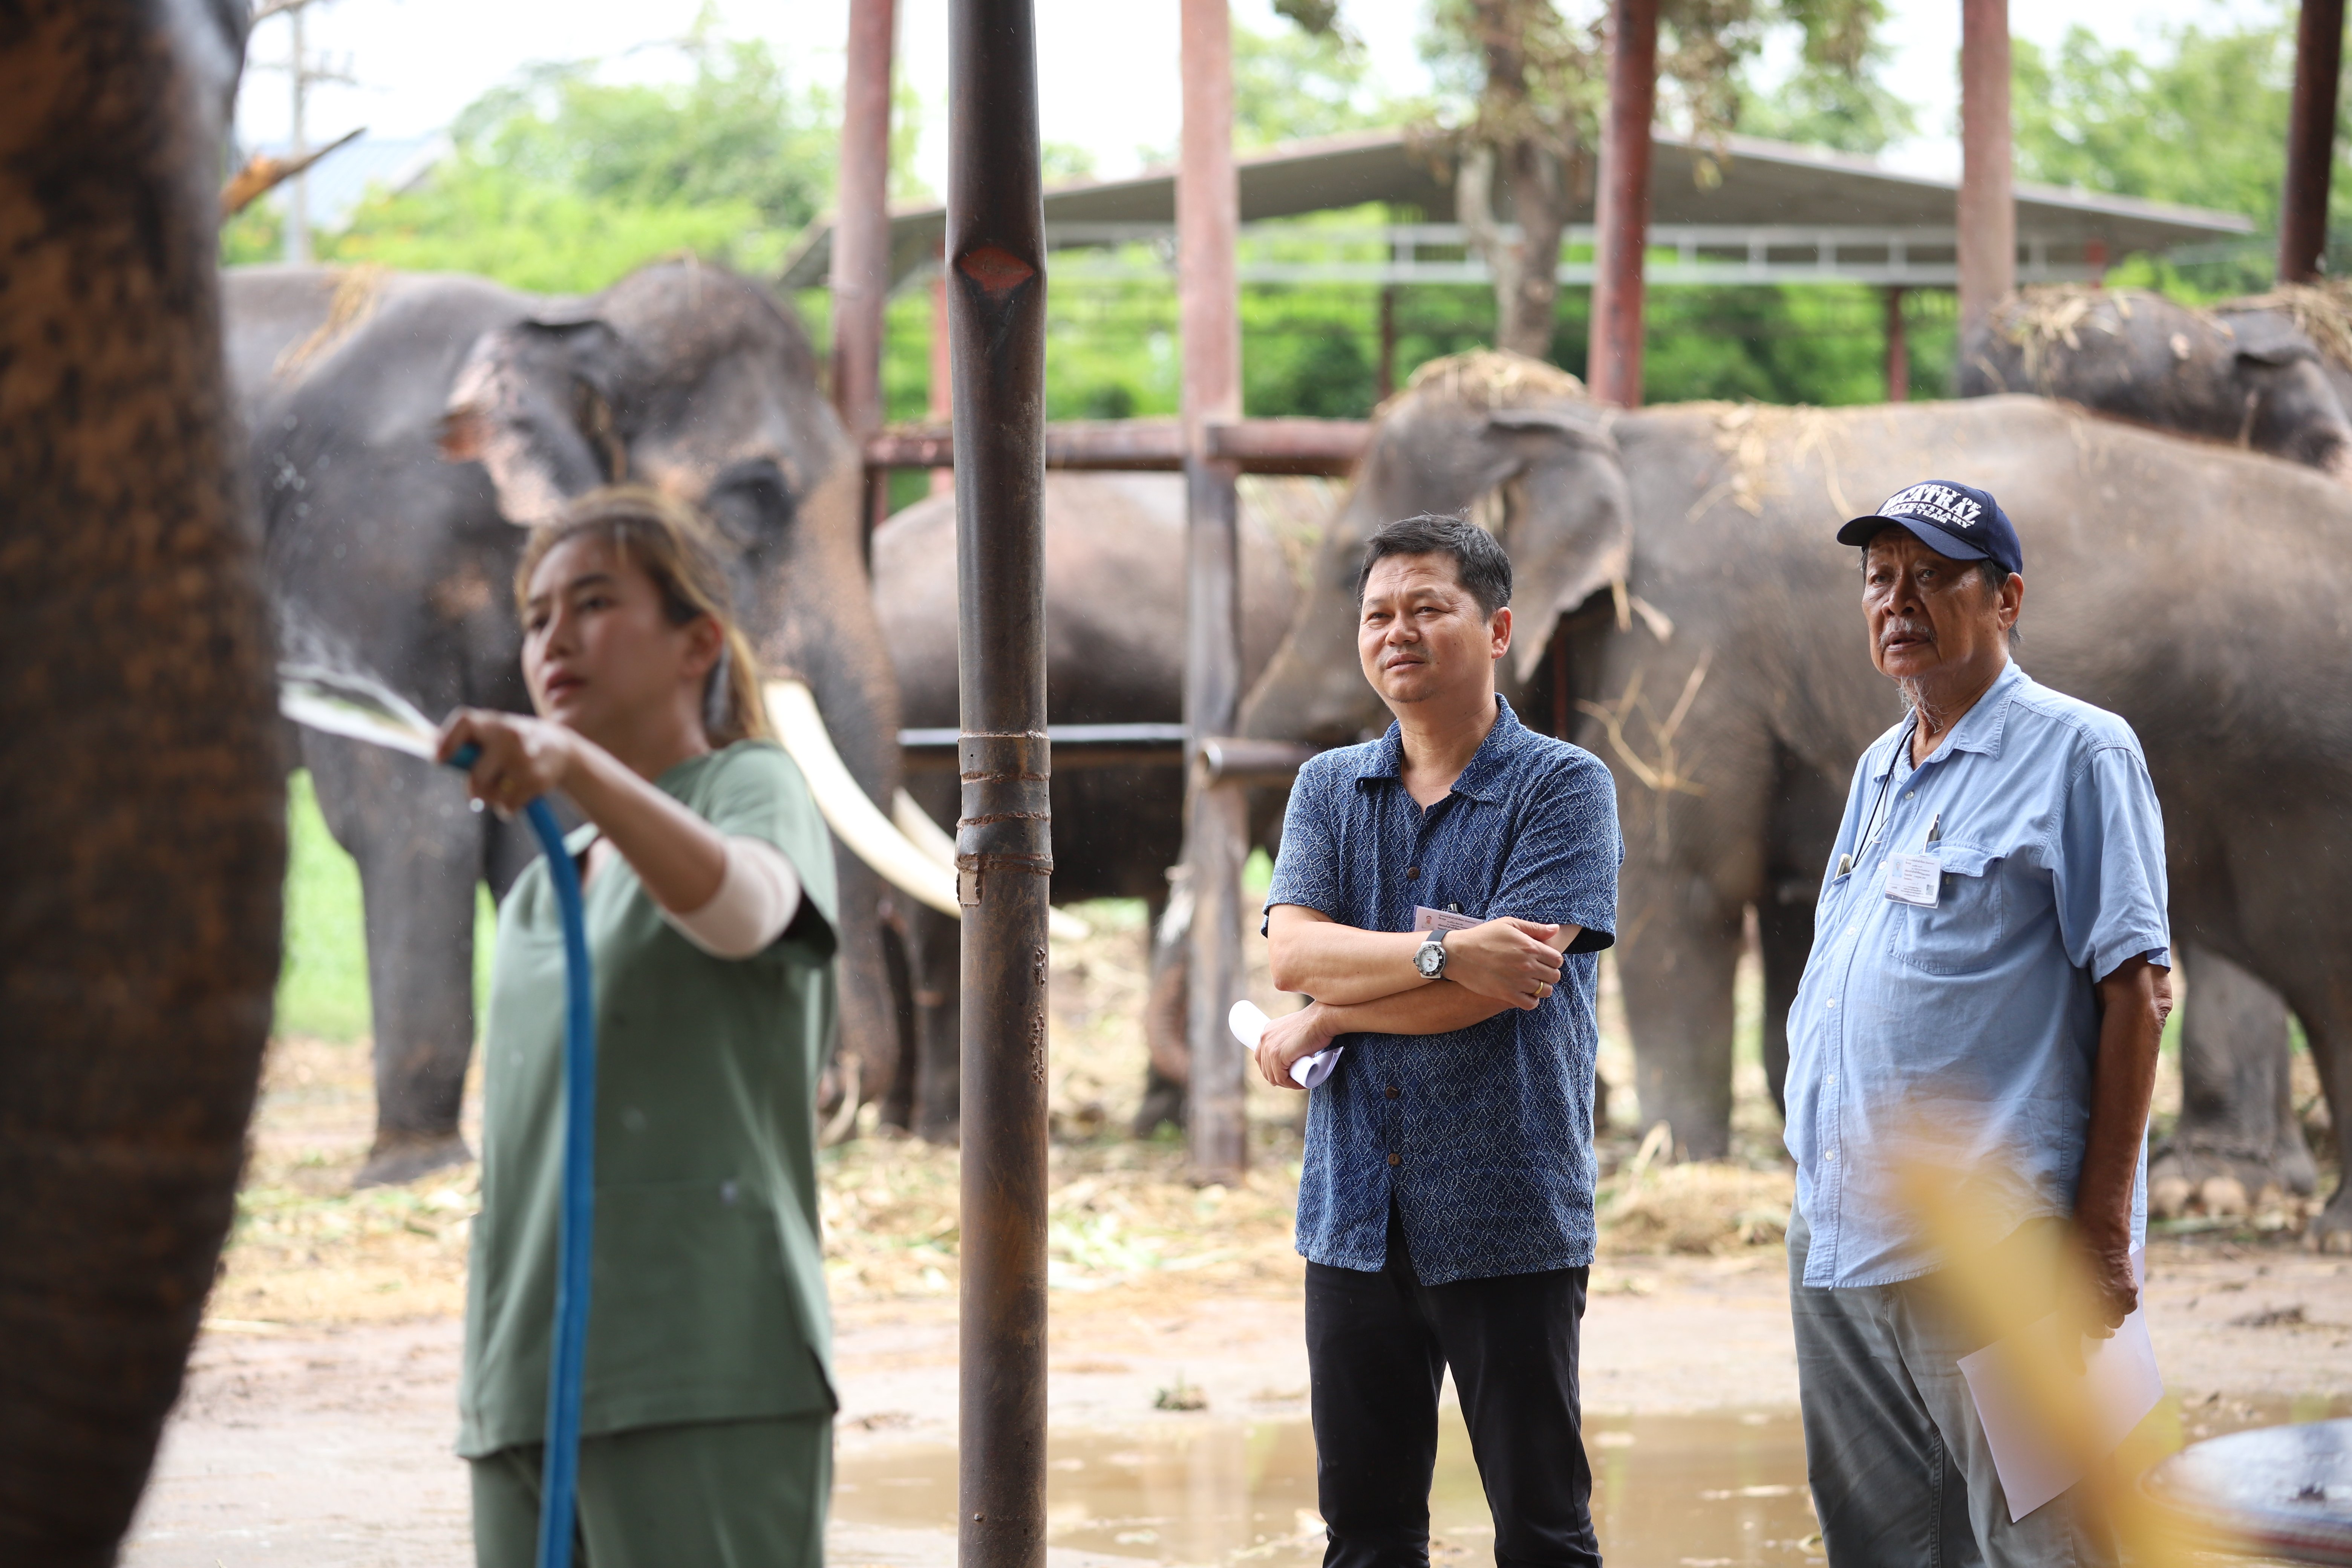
2281;0;2346;282
1883;286;1908;403
285;0;309;264
1589;0;1658;406
1179;0;1247;1184
949;3;1048;1565
835;0;899;534
1957;0;2015;344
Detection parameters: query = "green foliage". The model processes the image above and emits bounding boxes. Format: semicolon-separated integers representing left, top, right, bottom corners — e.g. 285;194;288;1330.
322;23;851;296
1233;20;1399;150
1735;0;1914;156
221;199;284;266
276;770;496;1044
2008;16;2338;292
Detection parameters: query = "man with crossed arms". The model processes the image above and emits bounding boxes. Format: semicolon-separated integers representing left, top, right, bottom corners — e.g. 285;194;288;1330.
1255;513;1622;1567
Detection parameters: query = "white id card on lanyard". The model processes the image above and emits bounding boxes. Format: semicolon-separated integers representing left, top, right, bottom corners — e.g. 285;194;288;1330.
1885;853;1940;907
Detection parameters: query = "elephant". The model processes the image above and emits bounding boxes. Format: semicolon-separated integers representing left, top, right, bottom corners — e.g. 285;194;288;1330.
1243;358;2352;1248
1961;285;2352;478
0;0;285;1556
870;471;1305;1137
1960;285;2337;1210
229;257;936;1184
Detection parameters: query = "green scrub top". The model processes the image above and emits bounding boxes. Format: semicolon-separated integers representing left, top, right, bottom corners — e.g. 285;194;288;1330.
458;740;840;1459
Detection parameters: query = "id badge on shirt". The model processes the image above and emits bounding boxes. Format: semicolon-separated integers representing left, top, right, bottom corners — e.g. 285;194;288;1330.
1412;905;1481;933
1883;853;1941;908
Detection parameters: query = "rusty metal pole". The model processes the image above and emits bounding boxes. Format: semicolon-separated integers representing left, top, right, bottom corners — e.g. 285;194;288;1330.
1957;0;2015;345
1589;0;1658;406
834;0;899;535
2281;0;2346;282
1179;0;1248;1184
948;2;1049;1565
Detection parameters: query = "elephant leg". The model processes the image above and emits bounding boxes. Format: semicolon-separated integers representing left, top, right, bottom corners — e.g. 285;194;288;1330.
909;901;962;1142
831;858;903;1136
309;738;482;1188
2151;946;2318;1217
1616;871;1744;1161
1135;890;1188;1137
2300;998;2352;1253
1757;892;1814;1121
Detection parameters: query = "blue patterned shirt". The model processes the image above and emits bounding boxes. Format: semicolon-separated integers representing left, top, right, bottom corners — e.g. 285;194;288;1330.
1263;697;1622;1284
1785;661;2170;1288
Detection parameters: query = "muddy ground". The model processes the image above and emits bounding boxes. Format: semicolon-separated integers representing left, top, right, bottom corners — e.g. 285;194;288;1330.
128;905;2347;1566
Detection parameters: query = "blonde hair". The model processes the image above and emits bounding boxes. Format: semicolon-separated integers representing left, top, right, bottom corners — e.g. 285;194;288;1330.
515;485;772;747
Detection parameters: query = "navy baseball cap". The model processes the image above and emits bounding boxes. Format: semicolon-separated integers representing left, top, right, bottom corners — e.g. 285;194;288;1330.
1837;479;2023;577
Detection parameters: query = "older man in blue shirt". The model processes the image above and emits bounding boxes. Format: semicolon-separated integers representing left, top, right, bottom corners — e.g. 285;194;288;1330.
1255;513;1621;1568
1787;481;2172;1567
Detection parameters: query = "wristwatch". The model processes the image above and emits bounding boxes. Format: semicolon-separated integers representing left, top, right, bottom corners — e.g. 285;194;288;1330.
1413;927;1449;980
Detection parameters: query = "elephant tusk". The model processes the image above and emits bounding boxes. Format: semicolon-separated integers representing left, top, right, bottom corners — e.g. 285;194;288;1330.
766;678;961;918
892;788;959;870
766;680;1090;940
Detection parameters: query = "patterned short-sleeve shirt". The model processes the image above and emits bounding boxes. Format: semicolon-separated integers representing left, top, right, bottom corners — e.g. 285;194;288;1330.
1263;696;1622;1284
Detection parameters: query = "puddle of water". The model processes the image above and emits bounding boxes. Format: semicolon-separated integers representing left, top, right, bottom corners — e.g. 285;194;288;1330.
833;1395;2351;1566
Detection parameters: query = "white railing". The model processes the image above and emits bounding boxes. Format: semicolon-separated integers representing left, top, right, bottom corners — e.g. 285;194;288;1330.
1029;222;2093;288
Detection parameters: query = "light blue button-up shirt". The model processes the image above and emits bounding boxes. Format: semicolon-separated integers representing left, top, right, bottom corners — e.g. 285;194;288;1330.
1784;660;2170;1288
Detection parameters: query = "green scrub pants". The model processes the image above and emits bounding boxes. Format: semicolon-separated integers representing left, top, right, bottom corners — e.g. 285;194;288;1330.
470;1414;830;1568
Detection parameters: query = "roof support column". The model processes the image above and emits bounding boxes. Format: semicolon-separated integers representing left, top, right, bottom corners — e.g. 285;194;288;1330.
1178;0;1248;1184
2280;0;2345;283
1590;0;1658;406
1957;0;2014;344
946;3;1049;1566
833;0;898;535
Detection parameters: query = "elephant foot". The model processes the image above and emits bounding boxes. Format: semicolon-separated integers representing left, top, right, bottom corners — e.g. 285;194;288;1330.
2308;1191;2352;1255
354;1131;473;1190
2148;1139;2317;1222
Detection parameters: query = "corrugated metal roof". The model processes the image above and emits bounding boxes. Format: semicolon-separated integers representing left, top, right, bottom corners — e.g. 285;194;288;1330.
778;126;2254;290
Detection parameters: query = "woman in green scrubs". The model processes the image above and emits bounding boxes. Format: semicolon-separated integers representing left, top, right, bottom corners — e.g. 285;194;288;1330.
436;487;838;1567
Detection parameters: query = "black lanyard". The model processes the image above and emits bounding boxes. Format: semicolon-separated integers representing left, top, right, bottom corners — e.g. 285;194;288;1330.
1841;712;1921;878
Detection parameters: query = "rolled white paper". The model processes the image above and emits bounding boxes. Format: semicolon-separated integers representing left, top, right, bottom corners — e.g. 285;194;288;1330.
1227;999;1343;1089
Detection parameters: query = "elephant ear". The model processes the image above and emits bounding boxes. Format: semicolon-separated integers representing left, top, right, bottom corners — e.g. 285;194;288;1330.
2216;311;2323;369
439;315;628;526
1484;405;1634;684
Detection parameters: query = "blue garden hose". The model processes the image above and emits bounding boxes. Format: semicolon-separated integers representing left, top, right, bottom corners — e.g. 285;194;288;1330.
452;745;596;1568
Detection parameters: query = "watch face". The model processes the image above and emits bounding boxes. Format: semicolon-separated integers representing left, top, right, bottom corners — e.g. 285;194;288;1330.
1416;940;1442;978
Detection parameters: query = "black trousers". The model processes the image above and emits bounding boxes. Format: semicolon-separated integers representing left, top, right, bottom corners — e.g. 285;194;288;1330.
1305;1210;1599;1568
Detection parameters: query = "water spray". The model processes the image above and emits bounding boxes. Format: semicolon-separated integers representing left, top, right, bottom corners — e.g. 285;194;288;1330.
280;665;595;1568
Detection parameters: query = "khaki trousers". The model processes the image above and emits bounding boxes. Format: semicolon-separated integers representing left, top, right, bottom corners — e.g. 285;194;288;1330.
470;1414;830;1568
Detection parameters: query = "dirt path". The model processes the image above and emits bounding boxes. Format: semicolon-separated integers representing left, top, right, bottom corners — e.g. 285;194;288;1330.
127;1231;2351;1567
129;926;2348;1565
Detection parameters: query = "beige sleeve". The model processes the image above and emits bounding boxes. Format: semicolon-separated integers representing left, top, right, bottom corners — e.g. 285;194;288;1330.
659;835;803;959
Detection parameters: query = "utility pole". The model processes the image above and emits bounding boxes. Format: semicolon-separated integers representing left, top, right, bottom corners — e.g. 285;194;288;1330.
251;0;352;264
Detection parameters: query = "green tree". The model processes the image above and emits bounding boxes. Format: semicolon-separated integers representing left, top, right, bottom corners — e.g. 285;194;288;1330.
319;23;865;296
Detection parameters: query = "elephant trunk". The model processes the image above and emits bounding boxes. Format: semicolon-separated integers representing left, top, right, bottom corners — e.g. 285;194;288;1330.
0;0;284;1558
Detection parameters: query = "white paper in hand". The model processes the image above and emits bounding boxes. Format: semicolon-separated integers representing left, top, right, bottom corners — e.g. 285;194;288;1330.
1227;1000;1343;1089
1955;1250;2162;1521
